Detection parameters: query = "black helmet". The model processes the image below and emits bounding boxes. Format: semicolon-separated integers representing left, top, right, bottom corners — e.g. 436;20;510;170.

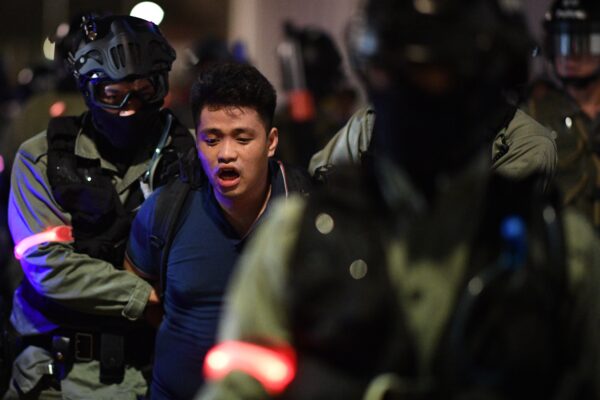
283;22;344;100
544;0;600;59
347;0;532;91
69;14;176;109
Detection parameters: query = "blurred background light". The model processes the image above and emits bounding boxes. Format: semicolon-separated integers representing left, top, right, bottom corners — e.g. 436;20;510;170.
42;37;55;61
17;68;33;85
130;2;165;25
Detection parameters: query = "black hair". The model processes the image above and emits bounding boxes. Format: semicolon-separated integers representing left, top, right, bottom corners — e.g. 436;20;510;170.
190;62;276;131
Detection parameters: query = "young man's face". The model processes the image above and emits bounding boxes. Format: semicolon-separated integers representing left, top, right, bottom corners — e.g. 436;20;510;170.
196;106;278;205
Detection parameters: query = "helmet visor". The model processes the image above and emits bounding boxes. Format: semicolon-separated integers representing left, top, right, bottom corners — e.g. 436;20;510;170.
551;32;600;56
87;74;168;109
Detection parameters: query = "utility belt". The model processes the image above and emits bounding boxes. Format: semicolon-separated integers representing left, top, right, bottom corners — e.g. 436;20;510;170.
21;327;153;384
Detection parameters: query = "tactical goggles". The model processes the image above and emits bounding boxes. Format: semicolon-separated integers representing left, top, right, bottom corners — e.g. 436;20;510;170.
86;74;168;110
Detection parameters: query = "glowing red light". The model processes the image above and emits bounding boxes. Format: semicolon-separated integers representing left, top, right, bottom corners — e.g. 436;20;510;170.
14;225;74;260
0;155;4;174
49;101;67;117
204;341;296;395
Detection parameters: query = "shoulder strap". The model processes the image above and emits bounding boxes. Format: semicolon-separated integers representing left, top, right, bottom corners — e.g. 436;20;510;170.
149;177;193;301
275;160;313;197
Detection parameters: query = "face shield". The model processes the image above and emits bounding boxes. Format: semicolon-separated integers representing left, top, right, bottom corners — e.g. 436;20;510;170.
550;28;600;57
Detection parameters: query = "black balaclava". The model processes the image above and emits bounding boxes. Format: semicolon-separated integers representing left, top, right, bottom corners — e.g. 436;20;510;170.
89;102;162;150
369;75;507;197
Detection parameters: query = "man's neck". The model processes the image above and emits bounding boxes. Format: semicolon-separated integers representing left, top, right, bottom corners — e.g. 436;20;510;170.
215;181;272;238
566;78;600;120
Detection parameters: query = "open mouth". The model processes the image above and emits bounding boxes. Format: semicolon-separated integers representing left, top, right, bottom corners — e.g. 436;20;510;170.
218;169;240;181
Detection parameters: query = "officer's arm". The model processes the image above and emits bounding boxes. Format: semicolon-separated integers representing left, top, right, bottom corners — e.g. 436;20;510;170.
562;209;600;396
491;109;557;189
308;106;375;175
8;145;152;320
197;196;306;400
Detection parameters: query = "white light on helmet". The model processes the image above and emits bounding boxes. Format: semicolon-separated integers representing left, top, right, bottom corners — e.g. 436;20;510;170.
130;2;165;25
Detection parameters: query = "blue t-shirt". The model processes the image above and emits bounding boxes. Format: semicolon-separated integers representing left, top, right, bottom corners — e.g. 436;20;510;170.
126;160;302;400
128;183;248;400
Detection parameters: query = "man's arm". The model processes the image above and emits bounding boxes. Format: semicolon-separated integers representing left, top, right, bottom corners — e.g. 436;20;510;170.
9;141;152;321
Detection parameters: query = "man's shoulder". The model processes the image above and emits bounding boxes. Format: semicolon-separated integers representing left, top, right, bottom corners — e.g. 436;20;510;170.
15;131;49;164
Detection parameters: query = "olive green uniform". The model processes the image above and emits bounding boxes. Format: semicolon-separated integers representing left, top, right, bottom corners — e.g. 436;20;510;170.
198;154;600;400
309;107;557;188
523;82;600;228
4;128;161;399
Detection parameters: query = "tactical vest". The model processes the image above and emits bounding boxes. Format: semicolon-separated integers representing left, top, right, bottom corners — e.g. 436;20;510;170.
283;164;579;400
20;110;194;331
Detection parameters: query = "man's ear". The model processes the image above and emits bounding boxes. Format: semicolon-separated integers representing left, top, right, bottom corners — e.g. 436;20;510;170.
267;127;279;157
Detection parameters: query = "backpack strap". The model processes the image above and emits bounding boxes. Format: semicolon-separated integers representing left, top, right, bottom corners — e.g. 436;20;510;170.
149;177;193;301
273;160;313;197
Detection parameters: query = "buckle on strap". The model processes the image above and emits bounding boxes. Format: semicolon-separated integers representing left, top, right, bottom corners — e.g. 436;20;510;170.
74;332;93;362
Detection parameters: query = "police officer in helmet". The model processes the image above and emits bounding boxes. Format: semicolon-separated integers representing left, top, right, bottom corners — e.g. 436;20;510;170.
309;0;557;193
197;0;600;399
524;0;600;229
4;14;194;399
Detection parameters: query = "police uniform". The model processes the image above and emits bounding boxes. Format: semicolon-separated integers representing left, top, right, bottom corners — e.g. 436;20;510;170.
523;81;600;227
309;107;557;188
198;153;600;400
5;115;192;399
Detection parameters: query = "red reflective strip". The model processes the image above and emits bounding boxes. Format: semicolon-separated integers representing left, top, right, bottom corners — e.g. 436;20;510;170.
204;341;296;395
14;225;74;260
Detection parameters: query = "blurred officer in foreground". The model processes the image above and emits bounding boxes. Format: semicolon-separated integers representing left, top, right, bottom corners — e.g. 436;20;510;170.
523;0;600;229
4;14;195;399
309;7;556;190
197;0;600;399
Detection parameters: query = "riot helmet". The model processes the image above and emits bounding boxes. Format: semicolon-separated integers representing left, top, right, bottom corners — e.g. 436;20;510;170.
68;15;176;150
284;22;345;101
70;14;175;110
544;0;600;86
346;0;532;186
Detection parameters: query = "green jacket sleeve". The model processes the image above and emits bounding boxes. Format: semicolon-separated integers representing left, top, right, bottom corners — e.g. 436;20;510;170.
8;134;152;321
492;109;557;188
308;106;375;175
562;209;600;397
